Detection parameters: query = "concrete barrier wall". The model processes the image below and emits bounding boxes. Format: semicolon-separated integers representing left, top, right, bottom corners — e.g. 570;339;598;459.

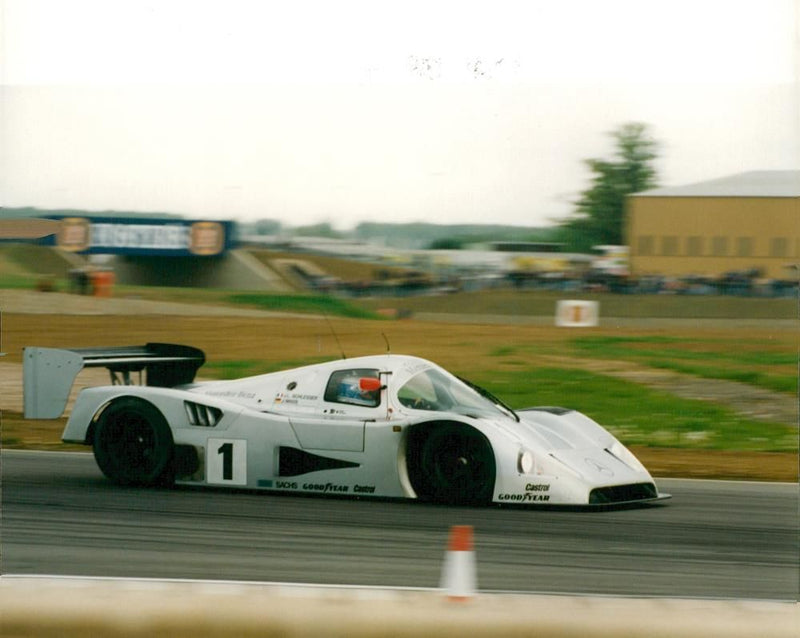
2;577;797;638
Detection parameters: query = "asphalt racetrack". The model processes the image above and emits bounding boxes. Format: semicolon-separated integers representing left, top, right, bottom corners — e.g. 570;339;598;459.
3;450;797;601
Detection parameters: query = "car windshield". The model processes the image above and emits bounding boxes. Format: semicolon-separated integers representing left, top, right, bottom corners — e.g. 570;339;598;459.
396;367;515;420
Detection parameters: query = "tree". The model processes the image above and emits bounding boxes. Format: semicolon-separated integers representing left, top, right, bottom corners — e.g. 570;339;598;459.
561;123;658;252
428;237;464;250
252;218;282;235
294;222;341;239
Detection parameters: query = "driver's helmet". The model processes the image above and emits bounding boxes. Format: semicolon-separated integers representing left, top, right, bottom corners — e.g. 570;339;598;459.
337;377;378;406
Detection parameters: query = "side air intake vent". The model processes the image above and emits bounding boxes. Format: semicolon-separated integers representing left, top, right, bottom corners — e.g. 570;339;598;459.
184;401;223;427
278;446;360;477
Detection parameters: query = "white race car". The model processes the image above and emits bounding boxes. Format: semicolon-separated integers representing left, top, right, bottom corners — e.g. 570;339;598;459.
24;343;669;507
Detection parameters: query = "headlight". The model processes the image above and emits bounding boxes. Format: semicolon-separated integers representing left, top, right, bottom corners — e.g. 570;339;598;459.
518;450;534;474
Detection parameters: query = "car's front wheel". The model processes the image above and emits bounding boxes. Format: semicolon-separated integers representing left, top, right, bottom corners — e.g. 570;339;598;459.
93;397;174;486
408;423;495;505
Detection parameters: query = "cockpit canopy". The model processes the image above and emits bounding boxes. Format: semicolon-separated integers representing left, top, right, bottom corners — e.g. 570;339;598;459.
397;367;515;420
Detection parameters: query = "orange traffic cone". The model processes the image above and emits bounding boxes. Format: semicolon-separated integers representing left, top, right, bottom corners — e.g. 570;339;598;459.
439;525;476;601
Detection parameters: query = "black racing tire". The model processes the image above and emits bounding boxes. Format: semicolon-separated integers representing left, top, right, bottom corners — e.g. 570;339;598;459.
408;424;495;505
93;397;174;486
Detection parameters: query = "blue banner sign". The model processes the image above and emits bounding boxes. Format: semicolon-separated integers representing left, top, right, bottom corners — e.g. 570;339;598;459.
43;216;234;256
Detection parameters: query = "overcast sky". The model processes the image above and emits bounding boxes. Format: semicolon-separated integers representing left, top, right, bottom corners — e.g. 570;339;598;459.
2;0;798;229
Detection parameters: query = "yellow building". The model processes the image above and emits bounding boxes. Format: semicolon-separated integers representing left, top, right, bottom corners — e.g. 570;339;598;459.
627;171;800;279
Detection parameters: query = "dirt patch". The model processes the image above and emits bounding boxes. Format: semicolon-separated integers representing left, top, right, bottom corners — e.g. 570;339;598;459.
630;446;796;482
0;219;62;239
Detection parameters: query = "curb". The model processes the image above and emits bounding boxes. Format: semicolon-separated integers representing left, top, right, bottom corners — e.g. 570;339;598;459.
2;576;797;638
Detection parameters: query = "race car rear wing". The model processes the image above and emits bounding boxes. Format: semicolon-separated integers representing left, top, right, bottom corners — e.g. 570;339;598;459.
23;343;205;419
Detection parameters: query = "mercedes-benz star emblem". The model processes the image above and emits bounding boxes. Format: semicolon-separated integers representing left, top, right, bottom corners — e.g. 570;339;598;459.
584;457;614;476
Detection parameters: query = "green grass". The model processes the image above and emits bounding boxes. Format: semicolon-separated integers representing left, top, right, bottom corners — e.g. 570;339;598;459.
0;273;56;289
570;335;798;395
466;367;798;452
571;335;796;364
489;346;518;357
228;293;382;319
644;361;797;394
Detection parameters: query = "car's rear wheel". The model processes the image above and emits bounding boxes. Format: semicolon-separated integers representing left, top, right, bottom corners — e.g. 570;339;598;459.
93;397;174;486
408;424;495;505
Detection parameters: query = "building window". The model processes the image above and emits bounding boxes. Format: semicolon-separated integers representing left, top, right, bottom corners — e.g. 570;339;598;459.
686;236;704;256
736;237;753;257
637;235;654;256
661;236;679;256
770;237;788;258
711;236;728;256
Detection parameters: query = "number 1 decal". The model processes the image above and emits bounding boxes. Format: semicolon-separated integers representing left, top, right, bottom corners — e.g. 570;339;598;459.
207;438;247;485
218;442;234;480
